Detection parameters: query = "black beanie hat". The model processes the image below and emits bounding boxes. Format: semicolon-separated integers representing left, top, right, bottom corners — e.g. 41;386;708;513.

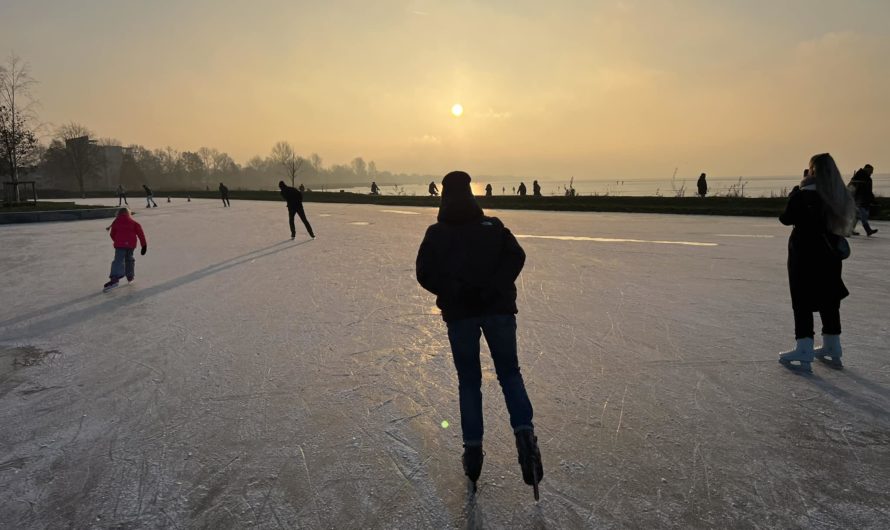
438;170;483;223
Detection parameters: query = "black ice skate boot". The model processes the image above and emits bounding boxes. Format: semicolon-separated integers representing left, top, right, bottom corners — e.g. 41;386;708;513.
462;444;484;492
515;429;543;501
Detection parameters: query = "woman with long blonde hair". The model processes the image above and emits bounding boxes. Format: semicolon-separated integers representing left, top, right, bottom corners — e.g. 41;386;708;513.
778;153;856;372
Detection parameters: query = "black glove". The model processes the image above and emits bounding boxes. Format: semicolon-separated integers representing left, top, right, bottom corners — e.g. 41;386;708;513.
141;246;147;256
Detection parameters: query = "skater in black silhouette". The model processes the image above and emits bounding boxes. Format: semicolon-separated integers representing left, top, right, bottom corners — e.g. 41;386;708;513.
848;164;878;236
142;184;158;208
279;180;315;240
532;180;541;197
778;153;856;372
416;170;543;499
219;182;231;207
485;183;493;197
518;182;527;196
429;181;439;196
371;181;380;195
697;173;708;198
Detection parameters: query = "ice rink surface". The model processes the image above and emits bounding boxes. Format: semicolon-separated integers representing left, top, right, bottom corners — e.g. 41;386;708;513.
1;198;888;529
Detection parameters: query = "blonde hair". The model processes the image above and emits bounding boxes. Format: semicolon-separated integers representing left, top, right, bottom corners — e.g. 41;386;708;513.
810;153;856;236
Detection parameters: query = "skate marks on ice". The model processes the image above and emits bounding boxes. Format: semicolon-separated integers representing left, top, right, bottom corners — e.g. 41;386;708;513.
0;345;61;399
516;234;718;247
0;240;307;342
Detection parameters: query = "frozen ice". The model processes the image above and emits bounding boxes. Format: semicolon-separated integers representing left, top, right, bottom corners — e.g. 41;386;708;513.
1;198;888;528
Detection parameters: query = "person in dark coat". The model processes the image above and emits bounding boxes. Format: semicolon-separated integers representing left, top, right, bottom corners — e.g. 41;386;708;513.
517;182;527;196
697;173;708;198
279;180;315;239
778;153;856;372
532;180;542;196
848;164;877;236
416;170;543;498
219;182;230;207
142;184;158;208
429;181;439;196
485;183;493;197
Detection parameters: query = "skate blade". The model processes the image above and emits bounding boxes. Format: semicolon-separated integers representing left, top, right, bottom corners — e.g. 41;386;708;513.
779;359;812;374
532;463;540;501
816;357;844;370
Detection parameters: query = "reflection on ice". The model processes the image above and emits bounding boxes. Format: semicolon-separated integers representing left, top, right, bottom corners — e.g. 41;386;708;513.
515;234;718;247
715;234;774;238
380;209;420;215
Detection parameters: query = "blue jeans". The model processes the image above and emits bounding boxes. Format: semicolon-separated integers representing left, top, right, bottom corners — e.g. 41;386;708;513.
854;206;872;232
446;314;534;445
110;248;135;280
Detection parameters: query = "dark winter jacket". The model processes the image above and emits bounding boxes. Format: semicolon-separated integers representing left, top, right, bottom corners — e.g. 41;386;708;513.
848;169;875;207
416;196;526;322
142;185;153;196
279;184;304;210
779;186;848;311
219;184;229;197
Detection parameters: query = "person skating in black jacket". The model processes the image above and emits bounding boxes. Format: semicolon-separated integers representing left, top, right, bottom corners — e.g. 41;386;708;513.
219;182;231;207
279;180;315;239
416;170;543;499
778;153;856;372
848;164;877;236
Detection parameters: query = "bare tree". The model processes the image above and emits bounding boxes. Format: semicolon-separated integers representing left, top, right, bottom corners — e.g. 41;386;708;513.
271;141;303;187
56;122;98;198
0;54;40;201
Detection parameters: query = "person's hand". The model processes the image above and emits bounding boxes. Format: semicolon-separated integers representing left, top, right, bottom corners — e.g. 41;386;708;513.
141;246;147;256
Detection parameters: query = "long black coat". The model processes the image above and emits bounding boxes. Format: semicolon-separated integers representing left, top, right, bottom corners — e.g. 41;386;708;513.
779;187;848;311
416;216;525;322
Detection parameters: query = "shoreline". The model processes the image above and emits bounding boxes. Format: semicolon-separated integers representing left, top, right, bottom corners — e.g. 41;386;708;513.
35;190;888;220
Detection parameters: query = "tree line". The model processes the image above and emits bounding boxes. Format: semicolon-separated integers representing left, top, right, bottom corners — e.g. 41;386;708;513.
0;54;420;199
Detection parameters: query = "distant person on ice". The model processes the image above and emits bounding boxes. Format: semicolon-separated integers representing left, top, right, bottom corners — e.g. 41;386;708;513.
518;182;527;196
697;173;708;198
103;208;147;292
416;170;543;499
848;164;878;236
370;181;380;195
219;182;230;207
485;183;493;197
142;184;158;208
532;180;541;197
778;153;856;372
279;180;315;240
429;181;439;196
116;184;128;206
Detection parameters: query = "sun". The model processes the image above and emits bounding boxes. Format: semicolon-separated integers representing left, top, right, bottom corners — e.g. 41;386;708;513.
451;103;463;117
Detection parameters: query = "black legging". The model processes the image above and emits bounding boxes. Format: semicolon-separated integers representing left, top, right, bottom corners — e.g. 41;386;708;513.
793;302;841;339
288;206;314;238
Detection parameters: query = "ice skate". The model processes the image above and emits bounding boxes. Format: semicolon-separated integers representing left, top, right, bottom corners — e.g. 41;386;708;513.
462;445;484;492
866;228;878;237
778;338;814;373
103;279;120;292
126;275;134;283
515;429;543;501
814;334;843;369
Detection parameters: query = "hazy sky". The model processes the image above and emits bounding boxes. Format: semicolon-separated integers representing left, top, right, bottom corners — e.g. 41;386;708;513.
2;0;889;179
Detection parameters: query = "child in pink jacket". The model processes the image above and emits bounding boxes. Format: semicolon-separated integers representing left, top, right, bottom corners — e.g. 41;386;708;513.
104;208;147;291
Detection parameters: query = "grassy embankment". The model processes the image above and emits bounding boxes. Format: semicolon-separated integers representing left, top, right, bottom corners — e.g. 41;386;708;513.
33;190;889;220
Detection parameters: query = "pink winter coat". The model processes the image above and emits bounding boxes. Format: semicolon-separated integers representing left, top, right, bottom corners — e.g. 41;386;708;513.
109;215;147;249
